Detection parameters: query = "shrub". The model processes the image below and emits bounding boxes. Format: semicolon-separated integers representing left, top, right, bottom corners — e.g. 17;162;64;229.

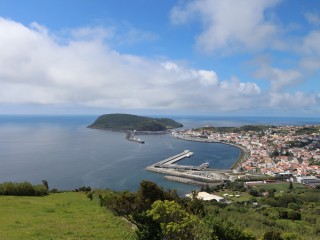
288;202;300;211
263;231;283;240
0;181;47;196
287;211;301;221
34;184;48;196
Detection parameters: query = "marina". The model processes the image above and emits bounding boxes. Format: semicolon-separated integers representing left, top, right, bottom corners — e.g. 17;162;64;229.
146;150;229;185
151;150;209;171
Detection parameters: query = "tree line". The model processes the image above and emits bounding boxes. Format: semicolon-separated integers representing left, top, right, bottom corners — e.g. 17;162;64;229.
89;180;320;240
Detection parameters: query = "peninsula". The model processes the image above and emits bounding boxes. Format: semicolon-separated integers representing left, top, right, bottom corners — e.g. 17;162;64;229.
88;113;183;131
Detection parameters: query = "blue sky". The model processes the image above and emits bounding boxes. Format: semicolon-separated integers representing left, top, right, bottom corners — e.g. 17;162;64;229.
0;0;320;116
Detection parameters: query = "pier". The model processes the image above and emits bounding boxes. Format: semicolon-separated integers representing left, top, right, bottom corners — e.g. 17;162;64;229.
146;150;230;185
155;150;193;165
151;150;209;171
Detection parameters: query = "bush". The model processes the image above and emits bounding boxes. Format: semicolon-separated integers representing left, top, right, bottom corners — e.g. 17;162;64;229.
263;231;283;240
0;182;48;196
288;202;300;211
34;184;49;196
287;211;301;221
74;186;91;192
281;233;300;240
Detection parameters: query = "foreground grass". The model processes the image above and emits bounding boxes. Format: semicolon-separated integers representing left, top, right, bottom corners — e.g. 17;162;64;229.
0;192;136;240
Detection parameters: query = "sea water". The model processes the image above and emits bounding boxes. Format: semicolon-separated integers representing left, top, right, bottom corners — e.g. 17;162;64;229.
0;115;319;195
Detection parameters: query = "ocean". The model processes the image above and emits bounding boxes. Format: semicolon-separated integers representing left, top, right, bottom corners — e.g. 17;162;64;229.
0;115;320;195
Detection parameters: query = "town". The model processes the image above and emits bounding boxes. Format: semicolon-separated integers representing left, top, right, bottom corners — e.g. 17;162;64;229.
172;125;320;187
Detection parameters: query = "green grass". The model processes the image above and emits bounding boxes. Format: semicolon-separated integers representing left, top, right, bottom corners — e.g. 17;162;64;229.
215;190;252;202
253;182;309;194
0;192;136;240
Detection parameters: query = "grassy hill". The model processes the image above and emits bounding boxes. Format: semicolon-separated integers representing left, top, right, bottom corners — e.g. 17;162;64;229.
88;113;183;131
0;192;135;239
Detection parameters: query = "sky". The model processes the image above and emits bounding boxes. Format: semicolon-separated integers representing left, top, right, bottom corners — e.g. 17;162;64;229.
0;0;320;117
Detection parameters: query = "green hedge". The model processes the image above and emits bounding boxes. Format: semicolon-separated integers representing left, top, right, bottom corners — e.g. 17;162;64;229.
0;181;48;196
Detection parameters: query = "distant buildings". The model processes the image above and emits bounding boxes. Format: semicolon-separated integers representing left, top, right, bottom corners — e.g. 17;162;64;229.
173;125;320;186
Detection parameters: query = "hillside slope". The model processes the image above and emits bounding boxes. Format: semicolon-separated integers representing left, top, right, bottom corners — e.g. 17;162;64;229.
0;192;135;239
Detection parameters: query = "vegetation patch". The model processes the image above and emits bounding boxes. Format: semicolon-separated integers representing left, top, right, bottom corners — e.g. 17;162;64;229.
0;181;48;196
0;192;135;239
88;113;183;131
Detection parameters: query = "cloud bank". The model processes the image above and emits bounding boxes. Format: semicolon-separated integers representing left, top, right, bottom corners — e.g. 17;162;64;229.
0;18;262;114
0;12;319;115
171;0;282;54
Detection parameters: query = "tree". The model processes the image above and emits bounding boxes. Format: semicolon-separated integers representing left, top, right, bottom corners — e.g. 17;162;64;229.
287;211;301;221
136;181;166;211
276;194;297;208
281;233;300;240
147;200;198;240
268;189;276;198
279;209;288;219
263;231;283;240
42;180;49;190
186;197;206;217
103;191;137;217
288;202;300;211
134;212;162;240
203;216;255;240
249;188;259;197
289;181;293;190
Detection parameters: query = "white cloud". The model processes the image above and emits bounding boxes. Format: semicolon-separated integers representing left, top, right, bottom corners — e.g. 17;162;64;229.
197;70;219;86
299;30;320;72
70;26;115;41
1;17;320;115
269;92;319;109
305;12;320;26
0;18;263;113
303;30;320;56
171;0;282;53
300;57;320;71
255;64;302;91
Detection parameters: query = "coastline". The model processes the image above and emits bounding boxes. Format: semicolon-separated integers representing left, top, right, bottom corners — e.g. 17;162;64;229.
173;134;249;171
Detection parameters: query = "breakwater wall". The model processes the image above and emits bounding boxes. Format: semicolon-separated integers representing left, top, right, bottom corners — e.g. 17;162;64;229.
146;166;227;183
164;176;221;186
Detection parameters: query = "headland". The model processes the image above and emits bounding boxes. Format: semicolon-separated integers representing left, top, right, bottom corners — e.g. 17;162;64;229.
88;113;183;132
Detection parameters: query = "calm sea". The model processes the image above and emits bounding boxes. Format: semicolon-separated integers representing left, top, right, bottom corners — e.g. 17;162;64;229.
0;115;320;195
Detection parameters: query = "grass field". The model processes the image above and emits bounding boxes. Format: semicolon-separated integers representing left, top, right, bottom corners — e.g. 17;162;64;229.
213;183;311;202
0;192;136;240
252;182;308;191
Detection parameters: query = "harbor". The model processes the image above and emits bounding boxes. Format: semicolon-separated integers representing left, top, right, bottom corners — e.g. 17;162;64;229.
146;150;230;185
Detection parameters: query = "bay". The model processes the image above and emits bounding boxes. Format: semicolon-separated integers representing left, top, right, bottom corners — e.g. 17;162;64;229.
1;115;320;195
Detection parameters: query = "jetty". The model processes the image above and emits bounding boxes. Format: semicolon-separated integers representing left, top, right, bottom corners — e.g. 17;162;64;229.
151;150;209;171
146;150;230;185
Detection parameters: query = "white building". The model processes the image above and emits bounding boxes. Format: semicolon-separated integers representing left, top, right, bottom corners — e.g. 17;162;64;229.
186;192;225;202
